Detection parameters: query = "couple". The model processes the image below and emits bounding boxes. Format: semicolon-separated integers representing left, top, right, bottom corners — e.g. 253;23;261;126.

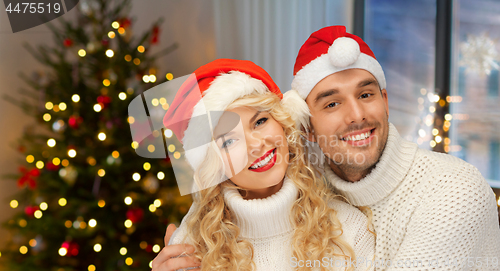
154;26;500;270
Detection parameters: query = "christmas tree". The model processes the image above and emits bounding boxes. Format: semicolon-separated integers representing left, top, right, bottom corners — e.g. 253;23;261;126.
1;0;192;270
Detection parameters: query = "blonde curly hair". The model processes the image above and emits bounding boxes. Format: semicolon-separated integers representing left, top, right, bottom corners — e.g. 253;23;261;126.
183;92;358;271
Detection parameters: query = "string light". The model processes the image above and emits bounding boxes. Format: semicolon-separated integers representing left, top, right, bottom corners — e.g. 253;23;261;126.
125;257;133;266
108;31;116;39
124;219;132;228
118;27;125;35
143;162;151;171
47;138;56;147
10;200;18;208
133;58;140;65
89;219;97;228
58;198;67;206
59;102;67;111
432;129;439;136
36;161;44;169
62;159;69;167
98;132;106;141
435;136;442;143
166;73;174;80
430;140;437;148
68;149;77;158
174;152;181;159
154;199;162;207
106;49;114;58
124;196;133;205
137;45;145;53
43;113;51;121
149;204;156;212
164;129;173;138
152;244;161;253
94;104;102;112
34;210;43;219
429;106;436;113
112;151;120;158
124;55;132;62
98;200;106;208
131;141;139;149
53;105;60;112
88;265;96;271
97;169;106;177
65;220;72;228
150;75;157;83
132;173;140;182
140;241;148;249
120;247;127;255
168;144;175;152
103;79;111;87
157;171;165;180
58;247;67;256
40;202;48;210
20;246;28;254
19;219;27;227
150;261;153;268
112;21;120;29
29;239;37;247
26;155;34;163
78;49;86;57
119;92;127;100
93;244;102;252
142;75;150;83
72;94;80;102
45;102;54;110
53;157;61;165
148;145;155;152
151;98;159;106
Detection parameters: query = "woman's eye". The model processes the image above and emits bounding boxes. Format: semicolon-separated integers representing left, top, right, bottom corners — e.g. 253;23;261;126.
255;117;268;127
222;139;236;149
326;102;339;108
360;93;372;99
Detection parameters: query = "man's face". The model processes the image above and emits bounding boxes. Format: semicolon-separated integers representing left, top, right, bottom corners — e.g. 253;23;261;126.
305;69;390;180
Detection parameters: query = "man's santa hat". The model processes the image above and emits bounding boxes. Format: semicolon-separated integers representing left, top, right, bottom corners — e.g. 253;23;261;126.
291;25;386;109
163;59;309;171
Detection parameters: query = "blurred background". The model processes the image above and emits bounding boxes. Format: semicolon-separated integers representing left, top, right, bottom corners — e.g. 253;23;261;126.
0;0;498;269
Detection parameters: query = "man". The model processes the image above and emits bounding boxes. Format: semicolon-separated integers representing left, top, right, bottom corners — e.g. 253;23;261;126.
289;25;500;270
153;26;500;270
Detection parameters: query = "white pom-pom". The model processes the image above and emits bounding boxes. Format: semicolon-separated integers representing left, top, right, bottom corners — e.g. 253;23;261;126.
281;89;311;132
328;37;360;68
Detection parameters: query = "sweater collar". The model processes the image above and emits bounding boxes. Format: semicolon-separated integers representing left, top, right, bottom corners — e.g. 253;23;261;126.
223;177;297;239
324;123;418;206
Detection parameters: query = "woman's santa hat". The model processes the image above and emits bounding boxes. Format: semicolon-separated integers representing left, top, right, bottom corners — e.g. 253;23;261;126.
292;25;386;100
163;59;309;171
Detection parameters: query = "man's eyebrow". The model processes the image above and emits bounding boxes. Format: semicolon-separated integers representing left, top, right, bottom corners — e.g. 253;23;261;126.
358;78;378;88
314;89;339;105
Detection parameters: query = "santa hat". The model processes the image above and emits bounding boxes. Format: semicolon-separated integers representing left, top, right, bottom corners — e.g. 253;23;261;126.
163;59;309;171
292;25;386;100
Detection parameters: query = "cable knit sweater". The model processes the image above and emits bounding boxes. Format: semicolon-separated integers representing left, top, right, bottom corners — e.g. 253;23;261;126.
169;178;375;270
323;123;500;270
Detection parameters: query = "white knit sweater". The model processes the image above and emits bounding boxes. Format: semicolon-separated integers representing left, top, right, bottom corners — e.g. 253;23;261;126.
323;123;500;271
170;178;375;270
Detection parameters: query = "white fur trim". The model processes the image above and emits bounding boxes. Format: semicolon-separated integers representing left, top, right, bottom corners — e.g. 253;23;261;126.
182;71;269;171
328;37;360;68
281;89;311;131
291;53;386;99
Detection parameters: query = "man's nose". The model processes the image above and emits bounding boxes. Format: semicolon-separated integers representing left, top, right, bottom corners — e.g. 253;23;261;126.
345;99;366;124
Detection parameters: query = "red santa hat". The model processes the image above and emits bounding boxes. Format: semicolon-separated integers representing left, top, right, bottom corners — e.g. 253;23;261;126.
163;59;309;171
292;25;386;100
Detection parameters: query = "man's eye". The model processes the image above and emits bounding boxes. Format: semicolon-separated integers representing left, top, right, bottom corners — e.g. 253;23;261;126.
360;93;372;99
222;139;236;149
326;102;339;108
255;117;268;127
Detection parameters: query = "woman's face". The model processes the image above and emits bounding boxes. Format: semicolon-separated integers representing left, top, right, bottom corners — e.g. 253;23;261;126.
213;106;289;199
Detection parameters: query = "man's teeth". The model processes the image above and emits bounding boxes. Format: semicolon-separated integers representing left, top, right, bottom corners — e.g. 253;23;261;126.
250;150;275;169
343;131;372;141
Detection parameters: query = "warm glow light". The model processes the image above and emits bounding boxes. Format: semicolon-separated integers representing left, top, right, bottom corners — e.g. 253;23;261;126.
45;102;54;110
149;75;157;83
159;98;167;105
168;144;175;152
94;104;102;112
132;173;141;182
72;94;80;102
152;244;160;253
435;136;442;143
53;157;60;165
120;247;127;255
34;210;43;219
157;171;165;180
429;106;436;113
164;129;173;138
124;219;132;228
62;159;69;167
149;204;156;212
36;161;44;169
97;169;106;177
26;155;35;163
119;92;127;100
143;162;151;171
98;200;106;208
125;257;133;266
445;113;453;121
98;132;106;141
94;244;102;252
103;79;111;87
118;27;125;34
68;149;77;158
133;58;140;65
106;49;114;58
88;264;96;271
432;129;439;136
148;145;155;152
59;102;67;111
59;247;67;256
154;199;162;207
112;21;120;29
10;200;18;208
444;137;451;145
47;138;56;147
112;151;120;158
78;49;86;57
430;140;437;148
43;113;51;121
166;73;174;80
131;141;139;149
65;220;72;228
108;31;116;39
173;152;181;159
124;55;132;61
59;198;67;206
89;219;97;228
150;261;153;268
19;219;27;227
137;45;145;53
140;241;147;249
124;196;133;205
151;98;159;106
20;246;28;254
142;75;150;83
29;239;37;247
40;202;48;211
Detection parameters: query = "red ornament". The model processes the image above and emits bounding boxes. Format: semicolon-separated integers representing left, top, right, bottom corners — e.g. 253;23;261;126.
46;162;60;171
18;167;40;189
145;244;153;252
101;39;109;46
63;38;73;47
126;207;144;223
24;206;39;217
119;18;132;29
151;26;160;45
68;116;83;129
61;241;80;256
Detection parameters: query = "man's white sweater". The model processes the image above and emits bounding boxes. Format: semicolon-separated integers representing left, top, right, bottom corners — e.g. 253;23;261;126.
170;178;375;270
323;123;500;270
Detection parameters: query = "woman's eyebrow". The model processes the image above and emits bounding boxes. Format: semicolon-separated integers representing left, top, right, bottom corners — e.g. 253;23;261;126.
249;111;262;124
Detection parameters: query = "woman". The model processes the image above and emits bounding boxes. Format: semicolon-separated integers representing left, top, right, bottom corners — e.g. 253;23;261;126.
154;59;374;271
